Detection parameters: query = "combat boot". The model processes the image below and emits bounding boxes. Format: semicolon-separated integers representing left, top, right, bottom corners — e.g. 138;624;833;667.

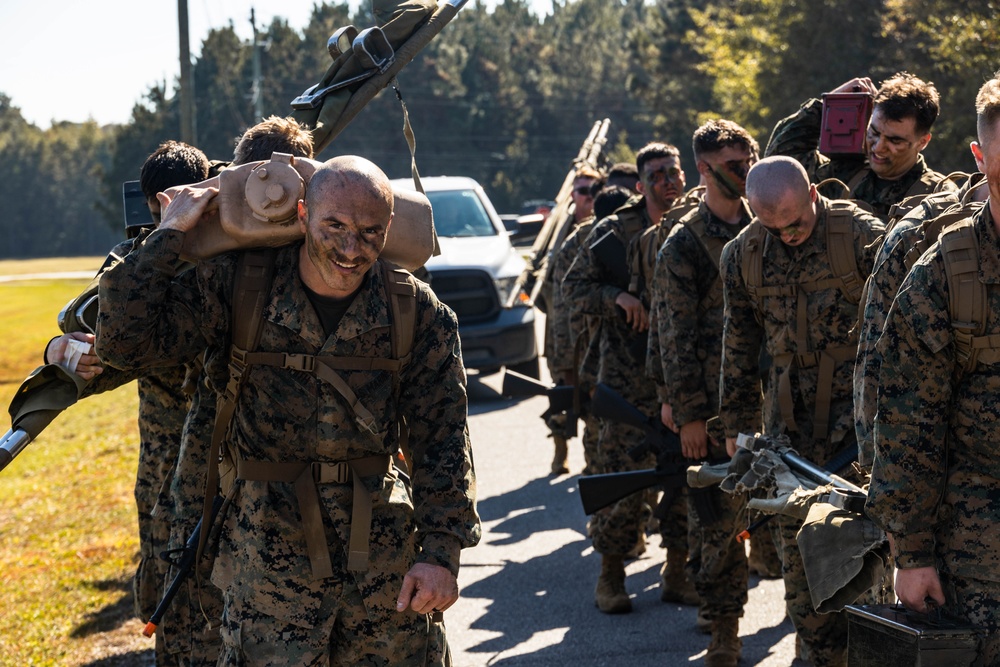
550;435;569;475
594;555;631;614
659;549;700;605
705;616;741;667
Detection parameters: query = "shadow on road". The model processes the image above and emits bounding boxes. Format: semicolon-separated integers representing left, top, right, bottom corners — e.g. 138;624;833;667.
460;468;793;665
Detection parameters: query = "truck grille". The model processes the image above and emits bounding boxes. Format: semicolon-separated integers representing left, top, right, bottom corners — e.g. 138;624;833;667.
427;269;500;324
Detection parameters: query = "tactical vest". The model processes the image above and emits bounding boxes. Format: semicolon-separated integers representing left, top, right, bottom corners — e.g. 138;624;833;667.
198;249;418;581
740;200;865;439
846;165;947;203
938;212;1000;374
677;204;734;313
884;172;971;234
628;187;704;300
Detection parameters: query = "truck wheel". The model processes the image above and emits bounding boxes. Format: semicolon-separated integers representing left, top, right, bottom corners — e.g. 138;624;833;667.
506;356;540;379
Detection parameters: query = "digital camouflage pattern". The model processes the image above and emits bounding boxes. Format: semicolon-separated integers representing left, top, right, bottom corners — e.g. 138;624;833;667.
867;204;1000;657
852;188;971;468
652;200;753;620
547;215;594;380
719;197;883;667
96;230;480;665
551;217;601;473
72;237;200;666
764;98;956;220
563;200;688;555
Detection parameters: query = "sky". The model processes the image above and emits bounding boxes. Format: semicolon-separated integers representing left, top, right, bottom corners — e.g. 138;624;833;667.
0;0;549;130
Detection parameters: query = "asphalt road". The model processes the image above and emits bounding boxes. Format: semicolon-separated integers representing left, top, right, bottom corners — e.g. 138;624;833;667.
449;370;799;666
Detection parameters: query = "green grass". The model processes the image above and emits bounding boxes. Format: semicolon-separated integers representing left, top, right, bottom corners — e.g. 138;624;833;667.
0;256;104;276
0;265;149;665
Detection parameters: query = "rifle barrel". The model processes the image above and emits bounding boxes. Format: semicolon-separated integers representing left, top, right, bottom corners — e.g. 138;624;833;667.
0;429;32;473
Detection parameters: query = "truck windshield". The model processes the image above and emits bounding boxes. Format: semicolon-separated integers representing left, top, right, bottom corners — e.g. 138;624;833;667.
426;190;498;238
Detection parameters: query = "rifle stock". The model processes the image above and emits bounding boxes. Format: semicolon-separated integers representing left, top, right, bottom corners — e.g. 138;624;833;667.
501;369;578;416
578;468;685;515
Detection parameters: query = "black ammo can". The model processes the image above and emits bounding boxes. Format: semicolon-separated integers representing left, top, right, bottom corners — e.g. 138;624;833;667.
846;604;980;666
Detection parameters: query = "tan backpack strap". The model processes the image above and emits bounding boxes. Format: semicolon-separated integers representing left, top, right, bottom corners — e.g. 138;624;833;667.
816;177;852;201
237;454;391;577
846;168;869;194
941;220;986;372
825;201;864;304
382;261;418;363
740;223;767;306
196;248;277;607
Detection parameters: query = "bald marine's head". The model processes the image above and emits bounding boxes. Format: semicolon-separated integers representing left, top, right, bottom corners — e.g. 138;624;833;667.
746;156;818;246
297;155;394;298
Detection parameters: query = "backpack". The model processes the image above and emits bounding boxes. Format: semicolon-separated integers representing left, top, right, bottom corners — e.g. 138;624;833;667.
937;208;1000;374
739;199;865;439
197;249;418;580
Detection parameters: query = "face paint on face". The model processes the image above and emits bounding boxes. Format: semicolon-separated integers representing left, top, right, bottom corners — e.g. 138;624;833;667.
865;107;929;180
641;156;686;211
755;185;818;247
298;182;391;298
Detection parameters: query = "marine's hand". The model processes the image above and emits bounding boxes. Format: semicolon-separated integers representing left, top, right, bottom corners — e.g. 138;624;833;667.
615;292;648;332
157;185;219;233
830;77;877;96
44;332;103;380
895;566;945;613
725;437;738;457
680;419;708;460
395;562;459;615
661;403;677;432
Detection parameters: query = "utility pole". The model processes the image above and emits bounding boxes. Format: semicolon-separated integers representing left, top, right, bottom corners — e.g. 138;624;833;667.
251;8;264;122
178;0;196;144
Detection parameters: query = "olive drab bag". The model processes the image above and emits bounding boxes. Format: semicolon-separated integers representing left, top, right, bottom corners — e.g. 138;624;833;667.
196;250;418;585
739;200;865;439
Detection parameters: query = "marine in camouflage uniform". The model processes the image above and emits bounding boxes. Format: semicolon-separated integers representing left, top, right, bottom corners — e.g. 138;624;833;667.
853;175;987;469
765;73;956;221
548;214;599;475
866;76;1000;667
719;156;883;667
542;169;602;475
563;143;693;614
96;157;481;666
50;243;207;665
650;119;757;666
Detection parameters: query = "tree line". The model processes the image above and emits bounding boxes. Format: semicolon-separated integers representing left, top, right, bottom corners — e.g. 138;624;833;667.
0;0;994;258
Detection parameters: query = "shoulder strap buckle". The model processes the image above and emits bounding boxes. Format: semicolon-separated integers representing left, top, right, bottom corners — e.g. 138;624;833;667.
282;353;316;373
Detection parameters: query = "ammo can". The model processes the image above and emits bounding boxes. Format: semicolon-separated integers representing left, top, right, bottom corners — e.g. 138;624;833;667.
846;604;979;666
819;92;873;155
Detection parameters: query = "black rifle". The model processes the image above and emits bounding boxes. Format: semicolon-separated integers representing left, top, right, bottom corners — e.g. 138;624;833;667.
143;496;224;637
501;369;583;438
578;383;723;523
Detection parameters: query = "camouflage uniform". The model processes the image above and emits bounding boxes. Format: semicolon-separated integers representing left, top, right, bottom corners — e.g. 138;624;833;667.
96;230;481;666
562;197;687;556
867;204;1000;665
764;97;956;220
72;238;200;666
852;182;987;468
652;200;752;621
550;217;600;473
719;197;883;667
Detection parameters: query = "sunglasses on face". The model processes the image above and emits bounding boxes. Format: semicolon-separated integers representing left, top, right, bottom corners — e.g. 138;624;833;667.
573;186;593;196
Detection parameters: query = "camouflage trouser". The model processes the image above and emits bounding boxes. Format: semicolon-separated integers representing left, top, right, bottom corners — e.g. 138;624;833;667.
218;575;445;666
939;571;1000;666
686;488;748;619
777;514;847;667
581;413;600;476
656;485;690;553
589;420;653;555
